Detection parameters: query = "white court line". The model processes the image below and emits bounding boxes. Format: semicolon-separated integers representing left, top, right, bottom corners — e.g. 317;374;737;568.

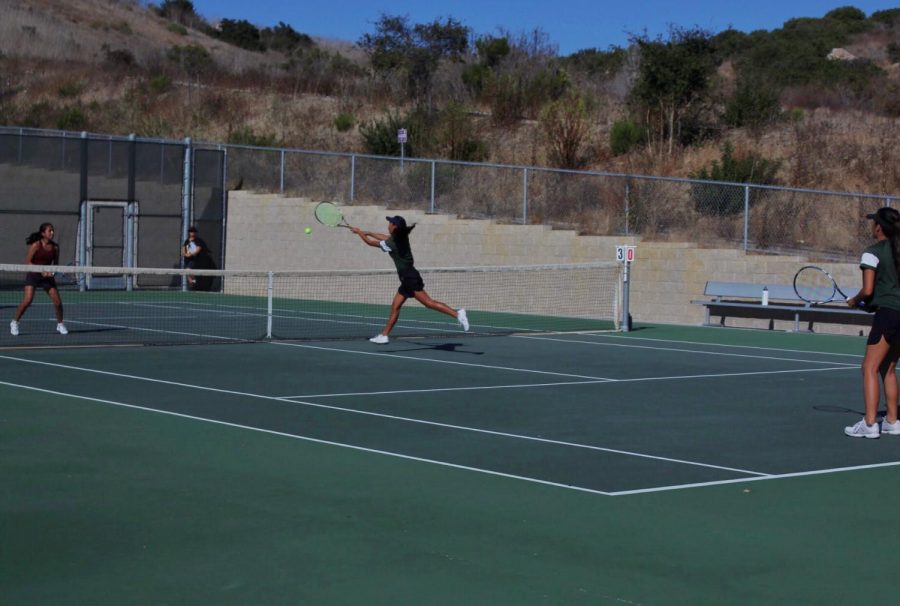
514;335;859;367
0;354;762;476
65;320;253;342
550;331;864;358
0;379;614;497
5;376;892;497
278;365;853;399
271;341;618;380
610;460;900;496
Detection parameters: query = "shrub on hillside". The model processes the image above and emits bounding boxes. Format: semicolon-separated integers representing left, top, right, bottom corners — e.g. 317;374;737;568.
888;43;900;64
609;119;648;156
691;143;781;217
226;126;279;147
360;109;443;158
333;112;355;132
723;77;782;130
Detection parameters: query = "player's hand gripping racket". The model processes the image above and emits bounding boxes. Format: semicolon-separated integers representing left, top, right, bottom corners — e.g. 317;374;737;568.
793;265;856;305
314;201;351;229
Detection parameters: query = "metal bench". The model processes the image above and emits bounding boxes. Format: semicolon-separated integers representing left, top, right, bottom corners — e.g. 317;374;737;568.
691;281;871;332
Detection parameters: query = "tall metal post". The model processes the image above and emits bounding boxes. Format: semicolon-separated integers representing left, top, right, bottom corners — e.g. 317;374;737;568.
522;168;529;224
350;155;356;202
430;161;436;213
622;260;631;332
181;137;193;291
743;185;750;252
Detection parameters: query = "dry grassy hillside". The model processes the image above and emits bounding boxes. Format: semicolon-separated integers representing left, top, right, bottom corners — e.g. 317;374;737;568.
0;0;898;197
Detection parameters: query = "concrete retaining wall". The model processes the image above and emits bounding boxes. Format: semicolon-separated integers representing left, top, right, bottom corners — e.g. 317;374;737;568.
226;191;865;335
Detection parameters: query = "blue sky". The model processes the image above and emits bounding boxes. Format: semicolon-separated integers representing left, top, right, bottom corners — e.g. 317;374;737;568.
188;1;899;55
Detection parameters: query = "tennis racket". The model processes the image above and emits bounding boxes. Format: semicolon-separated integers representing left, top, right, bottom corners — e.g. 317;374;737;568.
793;265;853;304
314;201;351;229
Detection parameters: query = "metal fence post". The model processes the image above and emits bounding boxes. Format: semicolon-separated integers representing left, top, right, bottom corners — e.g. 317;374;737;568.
350;155;356;202
522;168;529;224
430;161;436;213
624;179;630;236
743;185;750;252
279;149;285;195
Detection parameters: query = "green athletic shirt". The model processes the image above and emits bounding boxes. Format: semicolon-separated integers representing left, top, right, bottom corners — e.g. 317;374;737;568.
380;236;415;275
860;240;900;311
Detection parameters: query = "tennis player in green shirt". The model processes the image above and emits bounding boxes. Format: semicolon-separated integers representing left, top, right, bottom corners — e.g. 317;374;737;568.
845;207;900;438
352;216;469;344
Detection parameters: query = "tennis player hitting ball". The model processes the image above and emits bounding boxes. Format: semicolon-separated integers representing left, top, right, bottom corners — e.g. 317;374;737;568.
351;216;469;344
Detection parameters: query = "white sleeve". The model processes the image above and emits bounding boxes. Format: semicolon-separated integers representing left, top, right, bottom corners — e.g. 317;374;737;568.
861;252;879;269
379;240;392;253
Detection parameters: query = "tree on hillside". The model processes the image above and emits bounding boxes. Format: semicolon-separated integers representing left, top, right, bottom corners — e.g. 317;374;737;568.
216;19;265;52
358;14;469;107
155;0;207;30
630;27;718;154
540;91;590;169
261;22;314;54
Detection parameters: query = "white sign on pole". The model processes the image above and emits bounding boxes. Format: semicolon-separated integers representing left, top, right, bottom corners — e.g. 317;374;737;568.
397;128;408;143
615;245;636;263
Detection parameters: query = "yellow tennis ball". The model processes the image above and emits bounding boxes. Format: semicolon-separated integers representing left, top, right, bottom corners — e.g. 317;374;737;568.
304;227;312;235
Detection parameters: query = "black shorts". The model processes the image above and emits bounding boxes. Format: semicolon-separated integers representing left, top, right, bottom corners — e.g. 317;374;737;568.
397;269;424;298
25;272;58;291
867;306;900;345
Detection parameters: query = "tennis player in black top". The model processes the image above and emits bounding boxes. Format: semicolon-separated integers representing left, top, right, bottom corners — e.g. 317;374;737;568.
844;207;900;438
352;216;469;344
10;222;67;336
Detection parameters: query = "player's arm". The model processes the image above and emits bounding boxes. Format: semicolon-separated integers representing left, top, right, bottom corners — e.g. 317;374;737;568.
848;268;875;307
24;242;38;265
351;227;388;248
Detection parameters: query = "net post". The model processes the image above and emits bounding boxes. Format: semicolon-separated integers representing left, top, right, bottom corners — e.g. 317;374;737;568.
266;271;274;339
622;260;631;332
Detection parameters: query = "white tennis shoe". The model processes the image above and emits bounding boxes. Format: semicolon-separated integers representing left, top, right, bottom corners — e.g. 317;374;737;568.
56;323;68;335
845;419;880;439
457;309;469;331
881;418;900;435
369;334;389;344
10;320;19;336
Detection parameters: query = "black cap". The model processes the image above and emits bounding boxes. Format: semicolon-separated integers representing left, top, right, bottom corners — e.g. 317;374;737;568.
867;207;900;230
386;216;407;228
188;226;198;233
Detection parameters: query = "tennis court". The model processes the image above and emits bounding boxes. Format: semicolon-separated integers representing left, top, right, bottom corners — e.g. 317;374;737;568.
3;315;899;604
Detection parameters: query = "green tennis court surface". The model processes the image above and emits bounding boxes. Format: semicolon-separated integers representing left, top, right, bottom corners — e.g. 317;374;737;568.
2;325;898;604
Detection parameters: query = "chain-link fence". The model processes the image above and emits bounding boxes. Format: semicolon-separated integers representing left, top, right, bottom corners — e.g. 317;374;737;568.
0;128;224;276
2;127;896;269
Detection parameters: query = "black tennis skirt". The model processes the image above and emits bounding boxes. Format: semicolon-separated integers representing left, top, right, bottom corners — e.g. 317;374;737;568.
397;269;425;298
25;272;58;291
868;306;900;345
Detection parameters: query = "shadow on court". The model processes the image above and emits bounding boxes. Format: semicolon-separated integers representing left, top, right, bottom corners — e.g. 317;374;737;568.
384;342;485;356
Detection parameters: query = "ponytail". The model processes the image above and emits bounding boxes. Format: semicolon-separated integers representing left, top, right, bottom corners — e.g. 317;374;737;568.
391;223;416;256
873;208;900;274
26;222;54;245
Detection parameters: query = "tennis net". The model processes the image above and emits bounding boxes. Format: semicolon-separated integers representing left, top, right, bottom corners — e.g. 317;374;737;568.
0;262;623;347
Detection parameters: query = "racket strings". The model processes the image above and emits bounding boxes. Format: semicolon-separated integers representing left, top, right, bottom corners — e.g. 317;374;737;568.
794;268;837;303
314;203;344;227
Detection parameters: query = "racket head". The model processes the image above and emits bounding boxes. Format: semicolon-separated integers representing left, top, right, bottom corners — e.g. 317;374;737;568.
314;202;349;227
793;265;839;304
